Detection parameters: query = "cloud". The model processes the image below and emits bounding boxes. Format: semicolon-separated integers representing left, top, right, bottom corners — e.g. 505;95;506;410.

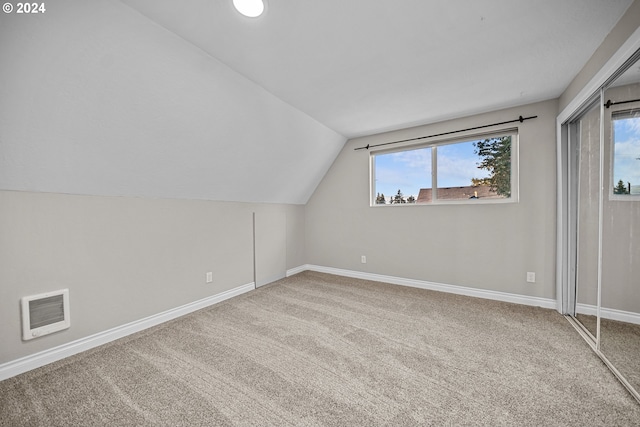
613;138;640;185
374;148;431;196
615;116;640;135
374;140;501;196
437;152;489;187
388;148;431;170
614;139;640;159
613;115;640;186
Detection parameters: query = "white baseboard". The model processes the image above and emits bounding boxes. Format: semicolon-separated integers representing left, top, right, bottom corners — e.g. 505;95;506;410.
0;282;255;382
287;264;557;310
286;265;308;276
576;303;640;325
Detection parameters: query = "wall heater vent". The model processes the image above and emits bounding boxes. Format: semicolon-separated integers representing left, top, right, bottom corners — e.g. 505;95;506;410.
21;289;70;340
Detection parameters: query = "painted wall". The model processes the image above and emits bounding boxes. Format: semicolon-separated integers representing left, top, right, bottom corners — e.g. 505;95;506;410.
601;83;640;314
559;0;640;113
305;100;558;299
0;0;316;365
575;102;601;309
0;190;305;364
571;88;640;314
558;1;640;317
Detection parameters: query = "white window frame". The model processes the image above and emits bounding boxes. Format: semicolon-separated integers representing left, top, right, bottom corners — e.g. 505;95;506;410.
609;106;640;201
370;129;519;206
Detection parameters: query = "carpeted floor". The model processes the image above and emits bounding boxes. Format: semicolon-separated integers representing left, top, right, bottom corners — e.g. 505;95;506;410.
574;313;640;394
1;271;639;426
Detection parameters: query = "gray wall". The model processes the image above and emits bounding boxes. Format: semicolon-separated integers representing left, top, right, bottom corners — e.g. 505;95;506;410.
559;0;640;315
0;0;314;365
2;0;637;370
576;103;601;308
572;87;640;313
573;87;640;315
559;0;640;113
0;190;305;364
601;83;640;313
305;100;558;299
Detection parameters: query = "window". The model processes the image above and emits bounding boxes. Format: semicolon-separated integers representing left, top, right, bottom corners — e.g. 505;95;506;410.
371;131;518;205
611;110;640;198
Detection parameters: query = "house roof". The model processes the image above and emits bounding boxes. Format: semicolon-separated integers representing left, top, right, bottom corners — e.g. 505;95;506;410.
417;185;501;203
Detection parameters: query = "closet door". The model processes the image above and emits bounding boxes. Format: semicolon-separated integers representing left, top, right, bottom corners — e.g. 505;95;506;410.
568;97;601;340
599;54;640;398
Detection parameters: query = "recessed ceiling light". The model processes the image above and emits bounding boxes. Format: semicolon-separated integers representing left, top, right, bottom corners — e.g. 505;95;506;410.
233;0;265;18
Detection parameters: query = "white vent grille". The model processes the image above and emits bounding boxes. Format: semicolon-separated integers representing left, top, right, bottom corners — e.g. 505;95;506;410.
21;289;70;340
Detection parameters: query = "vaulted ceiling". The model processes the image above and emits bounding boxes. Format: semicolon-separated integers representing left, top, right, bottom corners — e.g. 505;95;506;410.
0;0;635;204
120;0;633;138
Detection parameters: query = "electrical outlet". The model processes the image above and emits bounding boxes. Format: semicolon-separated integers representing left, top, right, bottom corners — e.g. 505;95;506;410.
526;272;535;283
206;272;213;283
361;255;367;264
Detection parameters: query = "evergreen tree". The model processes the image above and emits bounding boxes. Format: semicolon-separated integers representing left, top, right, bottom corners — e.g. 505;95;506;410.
392;189;406;204
375;193;386;204
474;136;511;197
407;195;416;203
614;179;629;194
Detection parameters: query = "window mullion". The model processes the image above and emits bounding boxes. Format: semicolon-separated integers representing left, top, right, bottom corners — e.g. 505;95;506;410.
432;146;438;202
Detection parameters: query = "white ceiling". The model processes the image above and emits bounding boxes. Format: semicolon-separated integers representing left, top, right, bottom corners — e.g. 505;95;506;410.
119;0;633;138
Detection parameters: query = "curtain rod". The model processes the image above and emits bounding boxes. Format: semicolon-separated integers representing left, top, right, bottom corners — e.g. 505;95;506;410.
354;115;537;151
605;98;640;108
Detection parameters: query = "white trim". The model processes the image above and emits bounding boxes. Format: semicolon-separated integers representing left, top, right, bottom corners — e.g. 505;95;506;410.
256;273;286;288
565;315;597;351
0;282;255;381
558;26;640;124
555;121;566;314
369;129;520;207
293;264;556;309
286;265;309;277
556;25;640;315
576;303;640;326
598;349;640;404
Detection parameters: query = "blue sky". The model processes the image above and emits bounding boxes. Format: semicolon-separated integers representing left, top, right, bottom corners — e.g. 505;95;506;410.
613;116;640;190
373;140;491;198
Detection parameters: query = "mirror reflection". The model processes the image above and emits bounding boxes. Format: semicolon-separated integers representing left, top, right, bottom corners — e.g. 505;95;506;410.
570;97;601;339
600;54;640;396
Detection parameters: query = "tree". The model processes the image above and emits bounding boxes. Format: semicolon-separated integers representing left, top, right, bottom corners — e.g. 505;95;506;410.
471;177;490;186
407;195;416;203
391;189;406;204
614;179;629;194
474;136;512;197
375;193;386;204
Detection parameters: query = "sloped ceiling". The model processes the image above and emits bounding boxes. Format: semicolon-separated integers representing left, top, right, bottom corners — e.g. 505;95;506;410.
120;0;634;138
0;0;634;204
0;0;346;204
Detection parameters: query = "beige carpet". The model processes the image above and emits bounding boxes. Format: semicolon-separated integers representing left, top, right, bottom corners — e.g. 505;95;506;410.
574;313;640;394
1;271;639;426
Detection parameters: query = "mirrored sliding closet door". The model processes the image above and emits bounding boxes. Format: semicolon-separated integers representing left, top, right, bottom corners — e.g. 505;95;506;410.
568;94;601;340
563;48;640;403
600;53;640;397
